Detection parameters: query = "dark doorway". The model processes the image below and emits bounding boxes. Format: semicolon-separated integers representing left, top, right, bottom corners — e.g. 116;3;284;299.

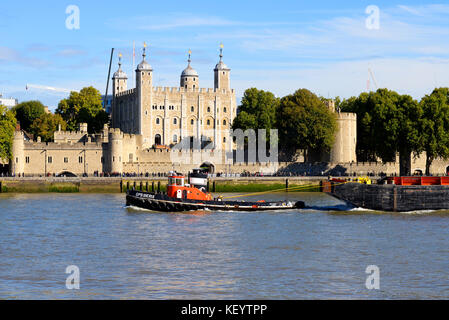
155;134;162;145
200;162;215;174
56;171;77;177
0;163;9;176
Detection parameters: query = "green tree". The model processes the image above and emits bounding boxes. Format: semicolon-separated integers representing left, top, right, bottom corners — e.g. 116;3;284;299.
233;88;279;131
341;89;422;175
0;105;17;162
29;113;67;142
12;100;46;132
56;86;108;133
232;88;280;152
277;89;337;159
419;88;449;175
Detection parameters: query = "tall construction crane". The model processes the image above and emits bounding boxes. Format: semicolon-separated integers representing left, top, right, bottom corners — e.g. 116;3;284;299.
25;84;77;94
367;68;378;91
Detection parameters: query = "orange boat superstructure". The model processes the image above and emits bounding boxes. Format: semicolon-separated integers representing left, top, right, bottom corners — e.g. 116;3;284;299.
167;170;212;201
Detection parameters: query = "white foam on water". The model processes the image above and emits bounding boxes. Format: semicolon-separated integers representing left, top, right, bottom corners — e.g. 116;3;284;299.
349;207;446;215
400;209;442;215
125;205;155;212
349;207;375;212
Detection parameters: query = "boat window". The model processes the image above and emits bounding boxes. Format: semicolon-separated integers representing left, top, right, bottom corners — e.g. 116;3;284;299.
176;178;183;186
169;178;175;185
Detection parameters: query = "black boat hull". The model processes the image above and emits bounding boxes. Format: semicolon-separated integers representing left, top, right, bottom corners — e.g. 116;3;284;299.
126;190;305;212
327;182;449;212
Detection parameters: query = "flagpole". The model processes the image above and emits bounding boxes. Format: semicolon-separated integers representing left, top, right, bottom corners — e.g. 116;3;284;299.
133;40;136;88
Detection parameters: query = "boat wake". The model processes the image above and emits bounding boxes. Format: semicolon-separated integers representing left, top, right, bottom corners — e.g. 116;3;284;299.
303;204;356;212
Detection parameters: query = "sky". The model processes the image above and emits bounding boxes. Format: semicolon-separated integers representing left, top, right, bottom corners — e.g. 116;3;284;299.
1;0;449;110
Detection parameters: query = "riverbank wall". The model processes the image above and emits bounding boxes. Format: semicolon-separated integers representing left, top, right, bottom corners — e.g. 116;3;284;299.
0;177;335;193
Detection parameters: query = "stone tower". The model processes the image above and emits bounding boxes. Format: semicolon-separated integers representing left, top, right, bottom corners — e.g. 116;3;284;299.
309;100;357;164
108;128;123;174
180;50;199;90
330;112;357;163
11;129;24;176
136;43;153;138
214;44;230;90
112;53;128;96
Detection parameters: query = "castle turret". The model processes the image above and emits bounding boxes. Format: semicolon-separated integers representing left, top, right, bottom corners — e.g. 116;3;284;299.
214;44;230;91
180;50;199;90
112;53;128;96
11;129;25;176
330;112;357;163
108;129;123;174
136;43;153;137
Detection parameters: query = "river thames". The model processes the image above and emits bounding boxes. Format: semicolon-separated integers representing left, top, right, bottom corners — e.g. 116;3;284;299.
0;192;448;299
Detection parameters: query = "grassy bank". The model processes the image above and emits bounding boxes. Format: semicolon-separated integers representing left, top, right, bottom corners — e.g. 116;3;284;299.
0;178;322;194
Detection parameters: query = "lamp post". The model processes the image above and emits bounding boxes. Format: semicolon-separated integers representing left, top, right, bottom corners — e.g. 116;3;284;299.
44;149;47;177
83;150;86;176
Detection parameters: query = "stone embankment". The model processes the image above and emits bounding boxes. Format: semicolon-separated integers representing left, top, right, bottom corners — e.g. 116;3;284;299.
0;176;343;193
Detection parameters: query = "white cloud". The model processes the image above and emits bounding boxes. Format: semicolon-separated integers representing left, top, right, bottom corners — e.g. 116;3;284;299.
0;46;48;67
108;14;240;31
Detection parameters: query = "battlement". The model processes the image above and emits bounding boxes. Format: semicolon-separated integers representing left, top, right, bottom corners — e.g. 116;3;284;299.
23;140;104;150
151;87;235;94
108;128;139;141
109;128;122;135
336;112;357;120
54;131;87;136
14;130;25;139
123;133;136;140
116;88;136;97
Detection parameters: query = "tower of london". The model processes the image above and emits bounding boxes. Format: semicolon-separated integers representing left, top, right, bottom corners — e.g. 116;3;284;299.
111;44;237;152
8;44;362;178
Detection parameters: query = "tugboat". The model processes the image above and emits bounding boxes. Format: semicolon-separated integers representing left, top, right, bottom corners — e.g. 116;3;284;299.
323;176;449;212
126;170;305;212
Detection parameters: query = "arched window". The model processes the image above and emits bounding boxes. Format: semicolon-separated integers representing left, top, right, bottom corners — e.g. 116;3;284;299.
191;119;194;125
224;107;227;113
207;119;211;125
191;106;194;112
207;107;211;113
223;120;227;126
223;137;226;143
156;118;160;125
173;135;178;143
173;118;177;125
